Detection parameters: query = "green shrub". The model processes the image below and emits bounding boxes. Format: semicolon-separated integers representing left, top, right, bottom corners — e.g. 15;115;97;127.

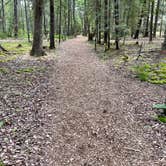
133;63;166;84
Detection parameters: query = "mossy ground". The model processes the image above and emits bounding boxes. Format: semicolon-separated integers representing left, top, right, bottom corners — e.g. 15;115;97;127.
0;41;31;63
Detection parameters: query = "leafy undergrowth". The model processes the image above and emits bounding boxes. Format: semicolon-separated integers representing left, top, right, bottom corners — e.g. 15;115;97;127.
157;116;166;123
133;62;166;84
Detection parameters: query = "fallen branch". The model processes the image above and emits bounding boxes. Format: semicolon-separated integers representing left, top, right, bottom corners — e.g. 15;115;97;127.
0;44;8;52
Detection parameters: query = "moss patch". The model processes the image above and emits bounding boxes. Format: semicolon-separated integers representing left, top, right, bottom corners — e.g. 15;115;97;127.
1;41;31;55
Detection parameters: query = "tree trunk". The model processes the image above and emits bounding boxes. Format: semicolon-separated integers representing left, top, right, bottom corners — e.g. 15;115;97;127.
108;0;111;49
149;0;154;42
59;0;62;43
1;0;5;32
98;0;102;44
49;0;55;49
114;0;120;50
153;0;161;37
144;0;150;37
30;0;44;56
83;0;88;36
67;0;71;36
159;0;164;37
104;0;108;44
73;0;76;35
162;26;166;50
134;0;146;39
24;0;30;42
14;0;18;38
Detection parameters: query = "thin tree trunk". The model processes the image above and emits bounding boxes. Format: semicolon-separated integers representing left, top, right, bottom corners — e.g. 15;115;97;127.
14;0;18;38
160;0;165;37
73;0;76;35
134;0;146;39
149;0;154;42
1;0;5;32
162;26;166;50
144;0;150;37
98;0;101;44
114;0;120;50
59;0;62;43
30;0;44;56
153;0;161;37
50;0;55;49
104;0;108;44
108;0;111;49
67;0;71;36
24;0;30;42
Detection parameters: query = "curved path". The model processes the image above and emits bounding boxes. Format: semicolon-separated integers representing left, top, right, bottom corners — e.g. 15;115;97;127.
45;36;165;166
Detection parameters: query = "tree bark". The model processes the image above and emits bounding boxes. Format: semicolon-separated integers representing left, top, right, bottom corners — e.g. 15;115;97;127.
153;0;161;37
30;0;44;56
1;0;5;32
134;0;146;39
162;27;166;50
104;0;108;44
24;0;30;42
14;0;18;38
49;0;55;49
144;0;150;37
149;0;154;42
114;0;120;50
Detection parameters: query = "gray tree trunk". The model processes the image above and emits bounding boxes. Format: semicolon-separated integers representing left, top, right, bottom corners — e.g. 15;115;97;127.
30;0;44;56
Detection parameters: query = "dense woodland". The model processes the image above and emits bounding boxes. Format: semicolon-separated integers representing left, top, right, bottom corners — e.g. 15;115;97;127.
0;0;166;54
0;0;166;165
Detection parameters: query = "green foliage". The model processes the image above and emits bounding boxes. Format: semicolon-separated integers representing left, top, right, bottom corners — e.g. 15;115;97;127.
133;63;166;84
0;32;8;39
157;116;166;123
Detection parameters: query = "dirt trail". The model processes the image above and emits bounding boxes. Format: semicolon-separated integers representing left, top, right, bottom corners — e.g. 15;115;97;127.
45;36;165;166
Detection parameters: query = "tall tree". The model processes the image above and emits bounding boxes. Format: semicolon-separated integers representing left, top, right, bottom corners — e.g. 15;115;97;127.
1;0;5;32
134;0;146;39
114;0;120;49
144;0;150;37
153;0;161;37
24;0;30;42
149;0;154;42
162;27;166;50
104;0;108;44
30;0;45;56
14;0;18;38
50;0;55;49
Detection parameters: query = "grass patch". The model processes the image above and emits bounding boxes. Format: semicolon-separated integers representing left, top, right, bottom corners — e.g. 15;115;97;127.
132;62;166;84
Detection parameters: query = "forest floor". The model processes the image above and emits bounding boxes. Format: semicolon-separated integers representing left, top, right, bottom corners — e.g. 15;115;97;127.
0;36;166;166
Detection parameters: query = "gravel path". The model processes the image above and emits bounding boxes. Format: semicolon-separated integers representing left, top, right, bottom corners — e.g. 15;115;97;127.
44;36;166;166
